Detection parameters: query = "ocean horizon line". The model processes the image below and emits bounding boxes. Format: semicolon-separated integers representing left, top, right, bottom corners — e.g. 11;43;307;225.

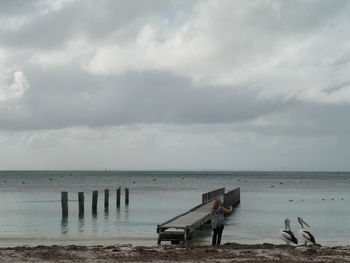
0;169;349;173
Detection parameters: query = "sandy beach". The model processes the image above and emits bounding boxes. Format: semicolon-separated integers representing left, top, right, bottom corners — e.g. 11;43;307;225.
1;243;350;262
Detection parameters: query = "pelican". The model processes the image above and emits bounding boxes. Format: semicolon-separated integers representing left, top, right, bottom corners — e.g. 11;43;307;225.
298;217;316;245
280;218;298;245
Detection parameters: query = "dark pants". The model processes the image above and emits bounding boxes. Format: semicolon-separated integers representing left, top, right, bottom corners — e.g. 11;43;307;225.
212;225;224;245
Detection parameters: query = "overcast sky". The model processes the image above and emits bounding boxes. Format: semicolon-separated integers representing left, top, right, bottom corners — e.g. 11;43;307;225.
1;0;350;171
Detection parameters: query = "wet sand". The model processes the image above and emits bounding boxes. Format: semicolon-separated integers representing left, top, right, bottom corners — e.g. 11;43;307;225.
1;243;350;262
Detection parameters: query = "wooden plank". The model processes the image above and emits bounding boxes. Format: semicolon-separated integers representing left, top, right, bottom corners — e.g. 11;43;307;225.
158;200;214;230
161;196;223;229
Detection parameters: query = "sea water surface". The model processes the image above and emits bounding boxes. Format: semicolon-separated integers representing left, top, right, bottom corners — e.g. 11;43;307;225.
0;171;349;247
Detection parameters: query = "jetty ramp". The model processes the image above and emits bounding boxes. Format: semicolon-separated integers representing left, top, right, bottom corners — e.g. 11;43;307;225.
157;187;240;245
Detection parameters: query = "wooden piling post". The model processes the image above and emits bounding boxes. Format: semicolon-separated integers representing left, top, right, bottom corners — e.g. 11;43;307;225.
125;187;129;205
78;192;84;216
116;187;121;208
92;191;98;214
61;191;68;217
104;189;109;211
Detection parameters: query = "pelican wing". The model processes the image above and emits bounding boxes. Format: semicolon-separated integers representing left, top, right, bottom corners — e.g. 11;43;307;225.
281;230;298;244
303;230;316;244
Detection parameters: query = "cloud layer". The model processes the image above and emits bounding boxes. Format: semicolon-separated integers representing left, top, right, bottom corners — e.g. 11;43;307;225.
1;0;350;170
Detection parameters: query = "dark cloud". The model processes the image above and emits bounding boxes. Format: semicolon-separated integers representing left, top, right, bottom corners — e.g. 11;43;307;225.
0;67;286;130
3;63;349;139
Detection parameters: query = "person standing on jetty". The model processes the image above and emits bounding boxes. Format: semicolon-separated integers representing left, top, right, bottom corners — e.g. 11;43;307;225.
211;199;233;245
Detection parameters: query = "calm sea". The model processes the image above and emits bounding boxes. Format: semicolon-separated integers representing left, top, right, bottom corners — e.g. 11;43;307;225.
0;171;349;247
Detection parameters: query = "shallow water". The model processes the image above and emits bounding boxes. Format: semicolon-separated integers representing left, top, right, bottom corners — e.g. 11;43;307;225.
0;171;349;246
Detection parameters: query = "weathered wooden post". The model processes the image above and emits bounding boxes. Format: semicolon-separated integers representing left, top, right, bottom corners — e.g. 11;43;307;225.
78;192;84;217
92;190;98;214
125;187;129;205
61;191;68;217
116;187;121;208
104;189;109;211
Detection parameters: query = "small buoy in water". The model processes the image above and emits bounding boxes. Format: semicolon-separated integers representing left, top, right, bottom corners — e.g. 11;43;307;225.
153;178;157;181
238;179;241;181
133;181;136;184
331;198;334;200
49;178;53;181
181;177;185;179
279;182;283;184
301;199;304;202
4;180;7;183
341;198;344;200
322;198;325;200
22;181;25;184
271;185;275;188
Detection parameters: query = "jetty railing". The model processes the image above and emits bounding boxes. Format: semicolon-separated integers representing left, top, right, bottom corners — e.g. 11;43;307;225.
223;188;240;208
202;187;225;203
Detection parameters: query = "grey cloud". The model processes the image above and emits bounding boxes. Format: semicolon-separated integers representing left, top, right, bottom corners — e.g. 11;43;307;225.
2;64;350;138
324;81;350;94
0;67;285;130
0;0;194;49
205;1;350;66
0;0;41;17
1;0;350;171
240;101;350;137
1;0;350;139
251;0;349;33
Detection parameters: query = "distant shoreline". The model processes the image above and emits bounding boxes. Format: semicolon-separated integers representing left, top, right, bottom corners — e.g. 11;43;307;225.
0;243;349;262
1;170;349;173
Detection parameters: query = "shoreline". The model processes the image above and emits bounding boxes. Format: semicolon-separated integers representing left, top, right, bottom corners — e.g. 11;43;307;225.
1;236;349;248
1;243;350;262
0;237;158;248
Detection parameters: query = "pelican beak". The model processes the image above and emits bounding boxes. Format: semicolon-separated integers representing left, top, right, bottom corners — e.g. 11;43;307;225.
301;218;311;228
